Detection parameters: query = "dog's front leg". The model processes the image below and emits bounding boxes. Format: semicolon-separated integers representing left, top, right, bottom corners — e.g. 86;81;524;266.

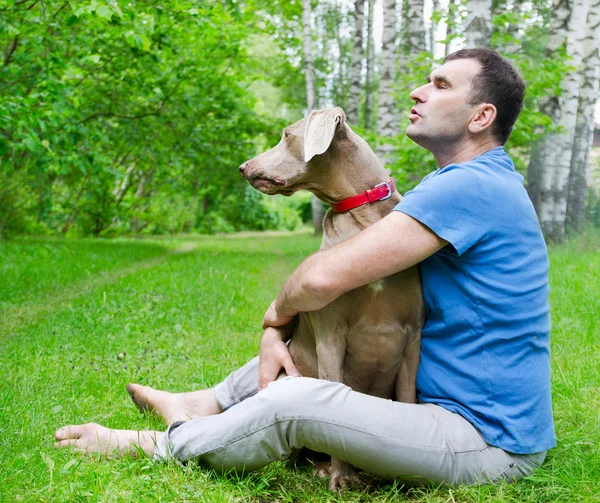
314;335;362;491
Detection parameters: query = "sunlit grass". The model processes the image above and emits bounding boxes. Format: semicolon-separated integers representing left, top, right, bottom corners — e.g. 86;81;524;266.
1;232;598;502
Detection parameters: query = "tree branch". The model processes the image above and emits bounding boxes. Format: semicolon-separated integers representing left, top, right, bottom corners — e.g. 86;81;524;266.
4;36;19;67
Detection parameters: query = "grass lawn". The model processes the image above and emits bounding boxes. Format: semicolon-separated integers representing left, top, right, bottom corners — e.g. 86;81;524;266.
1;231;598;502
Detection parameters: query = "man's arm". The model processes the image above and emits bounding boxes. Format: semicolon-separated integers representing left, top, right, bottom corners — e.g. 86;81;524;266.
263;210;447;328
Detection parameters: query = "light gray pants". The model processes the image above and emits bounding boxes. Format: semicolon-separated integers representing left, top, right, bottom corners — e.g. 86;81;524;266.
154;357;545;485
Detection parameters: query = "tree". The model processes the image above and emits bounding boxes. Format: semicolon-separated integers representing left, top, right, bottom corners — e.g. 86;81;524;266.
567;0;600;231
302;0;324;234
527;0;589;241
347;0;365;125
363;0;376;131
376;0;399;167
465;0;493;48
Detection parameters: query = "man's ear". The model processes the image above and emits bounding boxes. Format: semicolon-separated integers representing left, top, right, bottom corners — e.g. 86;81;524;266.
304;107;345;163
468;103;497;134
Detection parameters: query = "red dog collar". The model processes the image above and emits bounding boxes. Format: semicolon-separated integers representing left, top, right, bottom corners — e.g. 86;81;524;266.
331;178;395;213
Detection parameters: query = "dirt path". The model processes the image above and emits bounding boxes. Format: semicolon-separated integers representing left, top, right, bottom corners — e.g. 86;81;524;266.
0;241;202;334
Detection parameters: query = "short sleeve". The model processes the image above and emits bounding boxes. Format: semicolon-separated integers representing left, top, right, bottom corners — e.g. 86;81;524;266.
394;165;491;256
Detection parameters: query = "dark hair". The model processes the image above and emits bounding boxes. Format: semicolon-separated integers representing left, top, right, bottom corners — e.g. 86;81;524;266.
444;49;526;144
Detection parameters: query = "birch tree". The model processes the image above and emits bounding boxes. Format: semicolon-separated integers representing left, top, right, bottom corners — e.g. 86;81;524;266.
347;0;366;125
527;0;572;212
465;0;493;48
364;0;375;130
444;0;460;56
567;0;600;231
527;0;589;241
430;0;440;54
376;0;399;167
302;0;324;233
406;0;427;53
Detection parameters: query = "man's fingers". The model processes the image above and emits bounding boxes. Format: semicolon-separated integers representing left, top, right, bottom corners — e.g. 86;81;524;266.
281;353;301;378
258;367;277;391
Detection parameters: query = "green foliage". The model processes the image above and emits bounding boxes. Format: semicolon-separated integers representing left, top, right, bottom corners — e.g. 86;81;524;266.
0;0;303;237
0;0;589;236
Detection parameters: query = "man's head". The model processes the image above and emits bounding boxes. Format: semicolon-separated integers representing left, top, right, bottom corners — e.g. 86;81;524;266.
407;49;526;153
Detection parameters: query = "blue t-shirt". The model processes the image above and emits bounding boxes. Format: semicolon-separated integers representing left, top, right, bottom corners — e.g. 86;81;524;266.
394;146;556;454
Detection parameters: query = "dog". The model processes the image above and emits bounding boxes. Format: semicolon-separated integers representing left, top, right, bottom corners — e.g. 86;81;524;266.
239;107;424;490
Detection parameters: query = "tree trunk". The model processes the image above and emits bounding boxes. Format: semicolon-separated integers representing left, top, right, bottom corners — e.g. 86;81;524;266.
444;0;459;56
376;0;398;168
566;0;600;231
363;0;375;131
303;0;316;112
406;0;426;53
465;0;493;48
527;0;572;212
398;0;411;70
347;0;365;125
336;4;348;110
430;0;440;54
535;0;589;241
303;0;324;234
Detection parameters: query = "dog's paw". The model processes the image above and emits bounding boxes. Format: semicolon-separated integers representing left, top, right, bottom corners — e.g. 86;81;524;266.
328;459;362;491
328;471;363;492
314;460;332;478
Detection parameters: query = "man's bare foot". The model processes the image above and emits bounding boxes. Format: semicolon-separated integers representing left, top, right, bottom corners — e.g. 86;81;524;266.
54;423;159;458
126;383;222;425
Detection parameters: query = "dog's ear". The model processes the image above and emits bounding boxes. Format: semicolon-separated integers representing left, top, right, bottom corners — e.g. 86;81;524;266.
304;107;346;163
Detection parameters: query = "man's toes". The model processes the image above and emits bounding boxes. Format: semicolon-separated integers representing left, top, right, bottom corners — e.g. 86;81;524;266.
55;423;101;441
55;424;84;441
126;383;154;413
55;438;81;449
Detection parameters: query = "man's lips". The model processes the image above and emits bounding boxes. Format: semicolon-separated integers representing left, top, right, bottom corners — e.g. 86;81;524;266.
409;108;422;121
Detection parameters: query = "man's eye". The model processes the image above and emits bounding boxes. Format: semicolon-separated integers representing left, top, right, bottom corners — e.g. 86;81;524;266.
283;131;289;140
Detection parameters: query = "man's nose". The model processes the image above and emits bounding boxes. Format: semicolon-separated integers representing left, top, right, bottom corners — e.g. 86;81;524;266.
239;162;249;175
409;83;428;102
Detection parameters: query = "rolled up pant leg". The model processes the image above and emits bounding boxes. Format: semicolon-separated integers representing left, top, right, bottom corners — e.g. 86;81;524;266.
156;377;544;485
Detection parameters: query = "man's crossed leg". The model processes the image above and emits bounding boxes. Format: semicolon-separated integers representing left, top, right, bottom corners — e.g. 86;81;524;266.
54;356;544;485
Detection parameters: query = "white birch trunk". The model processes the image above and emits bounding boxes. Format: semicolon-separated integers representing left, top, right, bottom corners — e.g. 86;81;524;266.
538;0;589;241
364;0;375;131
303;0;316;111
407;0;426;52
567;0;600;231
398;0;411;70
377;0;398;167
527;0;573;215
465;0;493;48
443;0;458;56
303;0;323;233
430;0;440;54
347;0;366;125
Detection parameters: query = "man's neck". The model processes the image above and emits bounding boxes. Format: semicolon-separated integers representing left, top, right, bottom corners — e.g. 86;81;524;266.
433;139;502;169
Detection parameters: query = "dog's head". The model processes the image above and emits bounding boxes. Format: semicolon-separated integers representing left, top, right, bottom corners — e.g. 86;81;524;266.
239;107;350;198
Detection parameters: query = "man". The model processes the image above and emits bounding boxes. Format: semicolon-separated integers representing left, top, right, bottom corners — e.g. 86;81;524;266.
55;49;556;485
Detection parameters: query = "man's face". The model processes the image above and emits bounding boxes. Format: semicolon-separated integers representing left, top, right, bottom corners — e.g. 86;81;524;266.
406;58;483;149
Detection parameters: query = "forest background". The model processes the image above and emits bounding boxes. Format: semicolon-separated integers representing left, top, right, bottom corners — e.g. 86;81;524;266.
1;0;600;243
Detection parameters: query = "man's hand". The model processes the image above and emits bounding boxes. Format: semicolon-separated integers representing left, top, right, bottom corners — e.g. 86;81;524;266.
258;326;301;390
262;301;295;329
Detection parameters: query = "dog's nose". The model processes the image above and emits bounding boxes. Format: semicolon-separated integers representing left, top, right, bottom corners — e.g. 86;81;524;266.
239;162;249;175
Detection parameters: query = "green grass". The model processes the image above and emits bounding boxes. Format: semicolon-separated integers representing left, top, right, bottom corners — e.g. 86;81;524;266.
1;232;599;502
